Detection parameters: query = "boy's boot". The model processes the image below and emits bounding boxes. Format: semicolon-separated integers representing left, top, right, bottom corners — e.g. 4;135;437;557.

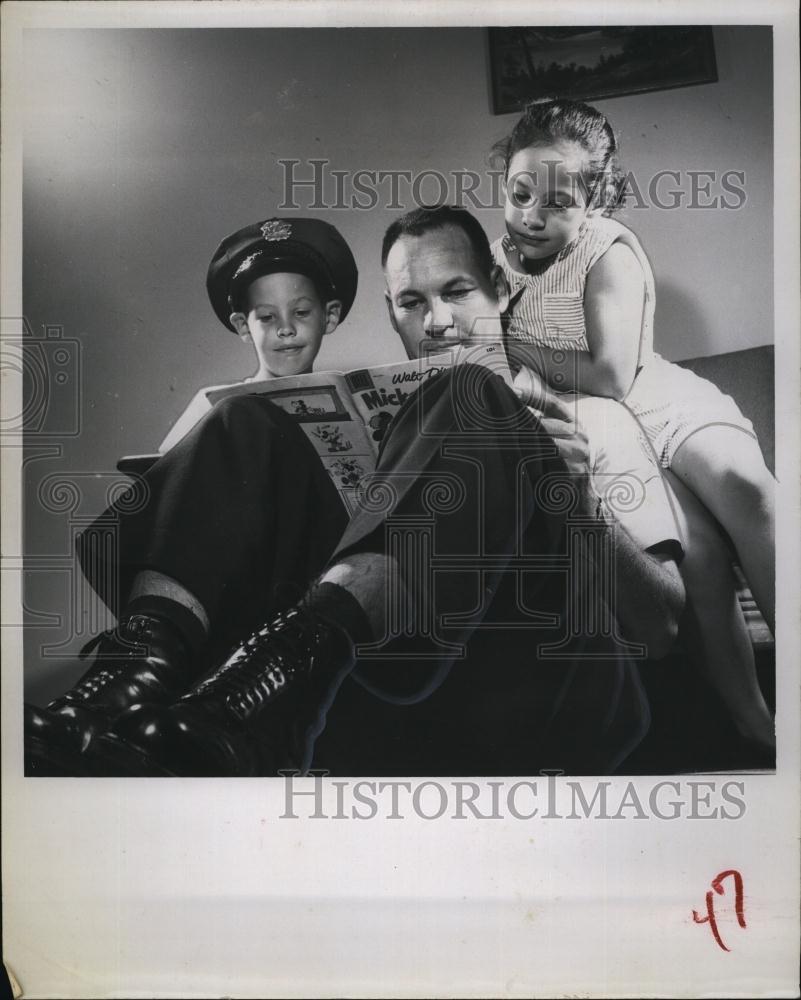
25;612;195;775
87;605;355;777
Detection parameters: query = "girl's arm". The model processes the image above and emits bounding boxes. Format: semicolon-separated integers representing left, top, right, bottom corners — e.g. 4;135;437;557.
508;242;646;401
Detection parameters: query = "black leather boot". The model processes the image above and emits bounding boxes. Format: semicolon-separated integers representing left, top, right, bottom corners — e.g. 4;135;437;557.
88;606;354;777
24;613;194;776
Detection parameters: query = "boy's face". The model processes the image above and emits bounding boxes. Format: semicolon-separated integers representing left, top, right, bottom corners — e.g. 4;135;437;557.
504;142;594;262
230;272;341;378
383;224;508;360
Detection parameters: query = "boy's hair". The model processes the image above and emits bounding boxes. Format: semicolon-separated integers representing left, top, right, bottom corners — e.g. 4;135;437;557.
229;258;329;316
491;97;624;213
381;205;495;282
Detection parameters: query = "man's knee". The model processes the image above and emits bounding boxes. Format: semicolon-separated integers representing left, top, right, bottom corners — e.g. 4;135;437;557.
423;364;524;430
439;362;511;397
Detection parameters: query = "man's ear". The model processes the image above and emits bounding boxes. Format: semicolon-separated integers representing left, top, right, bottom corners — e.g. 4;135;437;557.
384;291;400;333
230;312;251;342
323;299;342;335
490;265;510;314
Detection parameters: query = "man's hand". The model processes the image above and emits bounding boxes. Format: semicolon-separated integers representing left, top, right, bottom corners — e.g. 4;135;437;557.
514;365;599;519
514;366;592;481
511;362;548;408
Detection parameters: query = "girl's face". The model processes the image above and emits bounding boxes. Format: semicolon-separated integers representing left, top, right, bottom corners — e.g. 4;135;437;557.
504;142;594;263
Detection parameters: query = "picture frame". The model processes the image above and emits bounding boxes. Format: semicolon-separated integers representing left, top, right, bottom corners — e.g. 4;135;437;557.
489;26;718;114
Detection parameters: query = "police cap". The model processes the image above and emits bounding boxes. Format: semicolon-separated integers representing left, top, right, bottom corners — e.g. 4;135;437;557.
207;217;358;332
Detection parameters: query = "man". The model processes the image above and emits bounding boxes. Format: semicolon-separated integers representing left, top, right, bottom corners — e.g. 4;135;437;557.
313;207;686;775
26;206;684;778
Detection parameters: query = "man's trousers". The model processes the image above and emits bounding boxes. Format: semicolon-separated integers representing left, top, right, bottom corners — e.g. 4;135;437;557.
78;366;651;774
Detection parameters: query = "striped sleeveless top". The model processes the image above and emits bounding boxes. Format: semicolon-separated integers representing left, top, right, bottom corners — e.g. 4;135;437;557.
491;216;657;373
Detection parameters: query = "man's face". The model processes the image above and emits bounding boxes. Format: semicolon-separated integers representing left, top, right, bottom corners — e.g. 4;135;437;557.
383;225;508;360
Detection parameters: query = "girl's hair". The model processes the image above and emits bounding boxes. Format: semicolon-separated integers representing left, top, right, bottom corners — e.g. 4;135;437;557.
492;97;625;213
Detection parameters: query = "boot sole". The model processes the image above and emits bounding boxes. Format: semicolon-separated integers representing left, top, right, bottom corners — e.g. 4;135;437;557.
24;734;101;778
84;732;180;777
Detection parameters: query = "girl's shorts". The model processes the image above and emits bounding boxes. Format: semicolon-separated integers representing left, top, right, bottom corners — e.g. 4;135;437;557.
624;354;757;469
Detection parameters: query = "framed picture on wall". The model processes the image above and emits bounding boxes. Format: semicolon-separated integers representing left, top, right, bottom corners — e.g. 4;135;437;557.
489;26;718;114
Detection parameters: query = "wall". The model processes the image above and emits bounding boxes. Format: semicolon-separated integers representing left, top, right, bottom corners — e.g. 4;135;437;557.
23;25;773;462
21;25;773;691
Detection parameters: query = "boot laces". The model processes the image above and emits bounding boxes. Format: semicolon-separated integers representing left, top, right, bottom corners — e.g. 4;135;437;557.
185;606;332;722
66;619;150;702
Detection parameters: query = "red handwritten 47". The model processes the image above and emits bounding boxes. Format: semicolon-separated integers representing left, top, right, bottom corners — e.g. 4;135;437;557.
693;869;747;952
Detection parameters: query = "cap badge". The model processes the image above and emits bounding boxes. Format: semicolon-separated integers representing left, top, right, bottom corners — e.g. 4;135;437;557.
232;252;261;280
261;219;292;242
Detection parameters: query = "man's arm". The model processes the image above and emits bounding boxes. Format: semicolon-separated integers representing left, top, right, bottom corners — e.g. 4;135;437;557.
513;368;684;658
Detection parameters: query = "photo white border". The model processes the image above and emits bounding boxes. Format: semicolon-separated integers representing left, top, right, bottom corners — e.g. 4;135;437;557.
2;2;799;997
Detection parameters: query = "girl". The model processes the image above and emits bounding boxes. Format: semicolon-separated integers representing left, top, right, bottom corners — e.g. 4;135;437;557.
492;98;775;753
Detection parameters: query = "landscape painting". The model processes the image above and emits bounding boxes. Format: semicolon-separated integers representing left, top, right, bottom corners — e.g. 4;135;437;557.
489;26;718;113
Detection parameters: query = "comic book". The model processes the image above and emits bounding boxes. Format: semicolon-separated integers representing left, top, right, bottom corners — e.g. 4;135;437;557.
158;341;511;510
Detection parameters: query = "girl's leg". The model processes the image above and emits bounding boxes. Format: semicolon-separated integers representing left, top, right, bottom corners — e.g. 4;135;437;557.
663;471;774;750
670;426;775;634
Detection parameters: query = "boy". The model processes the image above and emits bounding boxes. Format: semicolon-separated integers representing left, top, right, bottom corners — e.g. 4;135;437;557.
220;217;355;380
25;217;358;771
160;216;358;451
